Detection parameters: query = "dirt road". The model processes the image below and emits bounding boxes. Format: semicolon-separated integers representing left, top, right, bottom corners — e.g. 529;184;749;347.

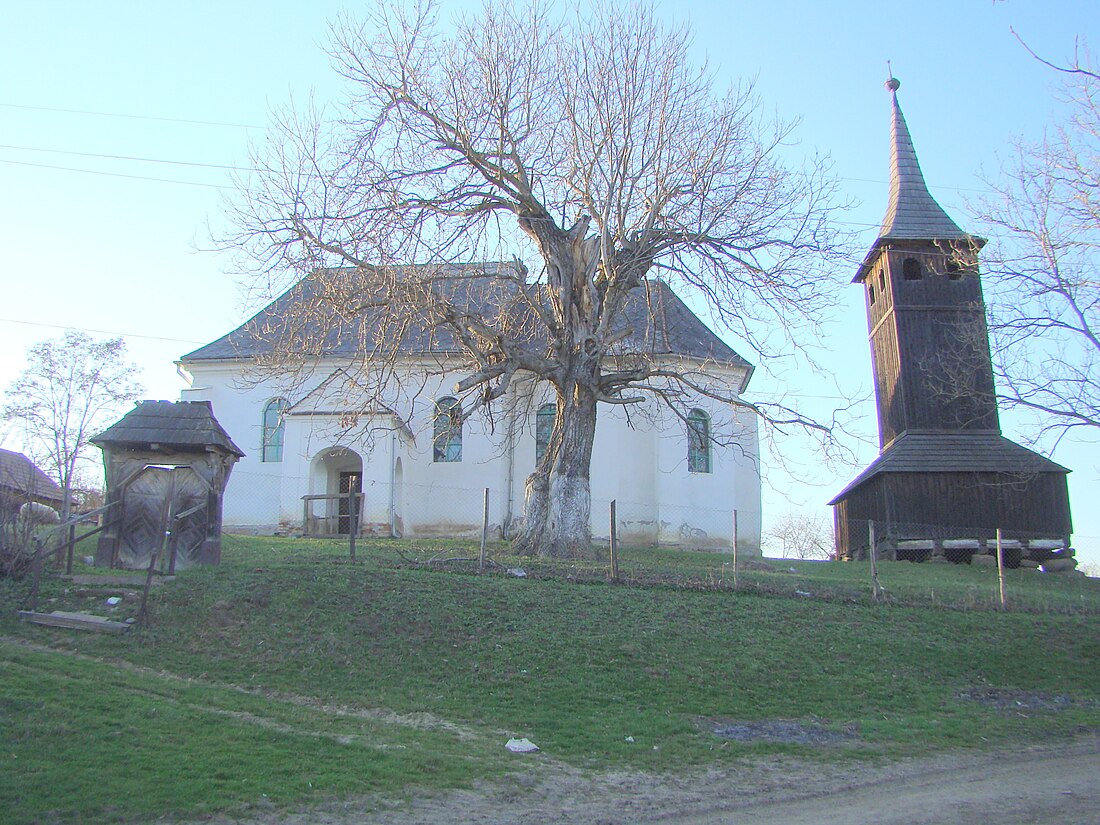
220;734;1100;825
657;741;1100;824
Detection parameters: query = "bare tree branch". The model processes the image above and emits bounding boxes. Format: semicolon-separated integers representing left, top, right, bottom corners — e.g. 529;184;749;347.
970;46;1100;447
219;0;852;556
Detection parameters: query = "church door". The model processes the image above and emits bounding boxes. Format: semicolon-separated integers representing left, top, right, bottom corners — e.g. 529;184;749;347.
337;471;362;535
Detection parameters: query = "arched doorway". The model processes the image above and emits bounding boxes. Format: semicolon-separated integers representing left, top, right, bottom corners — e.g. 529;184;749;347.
307;448;364;535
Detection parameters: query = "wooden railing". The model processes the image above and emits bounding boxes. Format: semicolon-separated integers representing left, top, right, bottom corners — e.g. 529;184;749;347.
25;502;119;613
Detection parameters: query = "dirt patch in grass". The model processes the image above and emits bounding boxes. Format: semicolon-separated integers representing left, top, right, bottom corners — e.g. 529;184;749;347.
706;718;860;746
956;687;1096;713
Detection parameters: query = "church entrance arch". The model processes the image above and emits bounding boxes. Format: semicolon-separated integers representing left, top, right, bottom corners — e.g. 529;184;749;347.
305;448;363;535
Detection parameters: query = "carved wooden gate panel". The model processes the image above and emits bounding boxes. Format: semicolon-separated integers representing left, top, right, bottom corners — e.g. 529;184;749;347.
166;468;211;570
119;466;171;568
118;466;210;570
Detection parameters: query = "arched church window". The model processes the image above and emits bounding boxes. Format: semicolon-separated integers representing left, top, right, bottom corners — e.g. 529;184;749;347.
687;409;711;473
903;257;923;280
535;403;556;464
946;260;963;280
262;398;288;462
433;397;463;462
868;283;876;305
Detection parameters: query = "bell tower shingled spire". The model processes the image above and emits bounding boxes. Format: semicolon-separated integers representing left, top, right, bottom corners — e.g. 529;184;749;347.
879;77;968;242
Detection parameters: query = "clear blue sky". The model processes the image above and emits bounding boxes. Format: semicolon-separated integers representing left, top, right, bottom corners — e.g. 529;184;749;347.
2;1;1097;566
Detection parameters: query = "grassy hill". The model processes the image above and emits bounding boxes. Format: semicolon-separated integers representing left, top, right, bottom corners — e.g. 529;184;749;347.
3;536;1099;823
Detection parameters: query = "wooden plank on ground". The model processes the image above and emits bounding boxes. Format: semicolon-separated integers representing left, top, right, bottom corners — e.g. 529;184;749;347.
65;574;173;587
18;611;132;634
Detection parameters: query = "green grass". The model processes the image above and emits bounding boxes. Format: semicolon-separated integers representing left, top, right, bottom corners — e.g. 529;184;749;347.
2;535;1099;823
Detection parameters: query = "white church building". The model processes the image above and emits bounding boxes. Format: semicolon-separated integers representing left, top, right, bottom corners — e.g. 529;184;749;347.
178;269;762;552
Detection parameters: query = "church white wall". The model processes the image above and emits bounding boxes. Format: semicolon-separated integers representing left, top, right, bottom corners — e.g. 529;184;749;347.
180;366;287;530
180;359;760;551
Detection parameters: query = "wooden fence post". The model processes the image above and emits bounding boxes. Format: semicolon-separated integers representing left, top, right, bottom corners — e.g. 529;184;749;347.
348;491;357;561
137;529;167;626
66;523;76;574
732;509;739;590
868;520;883;603
609;500;619;581
27;537;44;613
479;488;489;573
996;528;1006;610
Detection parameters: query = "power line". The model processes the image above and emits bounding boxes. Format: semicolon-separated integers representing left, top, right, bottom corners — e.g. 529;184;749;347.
0;157;229;189
0;101;260;130
0;104;999;197
0;154;900;226
0;317;207;345
0;142;249;172
839;175;989;196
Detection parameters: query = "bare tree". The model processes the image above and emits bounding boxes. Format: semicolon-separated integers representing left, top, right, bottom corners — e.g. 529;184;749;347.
971;46;1100;445
224;0;849;557
763;509;832;560
2;332;142;524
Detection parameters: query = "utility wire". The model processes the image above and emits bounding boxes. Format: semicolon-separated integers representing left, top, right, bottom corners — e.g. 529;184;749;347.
0;107;999;197
0;142;249;171
0;157;229;189
0;316;207;345
0;101;260;129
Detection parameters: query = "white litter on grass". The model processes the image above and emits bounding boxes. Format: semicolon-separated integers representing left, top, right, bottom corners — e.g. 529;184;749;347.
106;597;122;605
794;590;812;598
507;568;527;578
624;736;635;743
505;737;539;753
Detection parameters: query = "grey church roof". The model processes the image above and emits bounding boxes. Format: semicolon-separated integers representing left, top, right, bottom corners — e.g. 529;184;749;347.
92;400;245;457
828;432;1069;504
855;78;983;282
182;265;752;381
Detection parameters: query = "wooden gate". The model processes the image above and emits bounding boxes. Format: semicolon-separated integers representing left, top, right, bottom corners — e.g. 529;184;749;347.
118;465;211;571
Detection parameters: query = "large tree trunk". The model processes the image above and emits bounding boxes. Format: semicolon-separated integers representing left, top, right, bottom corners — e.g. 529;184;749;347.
541;385;597;557
515;383;598;558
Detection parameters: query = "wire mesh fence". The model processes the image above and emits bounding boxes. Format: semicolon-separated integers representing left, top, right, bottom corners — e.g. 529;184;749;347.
839;517;1075;569
219;469;747;552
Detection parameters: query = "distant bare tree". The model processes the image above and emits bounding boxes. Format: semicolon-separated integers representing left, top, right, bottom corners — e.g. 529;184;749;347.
224;0;849;557
764;510;832;560
2;332;142;525
972;46;1100;445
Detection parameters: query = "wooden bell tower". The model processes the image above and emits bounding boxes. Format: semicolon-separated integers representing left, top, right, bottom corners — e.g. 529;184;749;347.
830;78;1072;566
